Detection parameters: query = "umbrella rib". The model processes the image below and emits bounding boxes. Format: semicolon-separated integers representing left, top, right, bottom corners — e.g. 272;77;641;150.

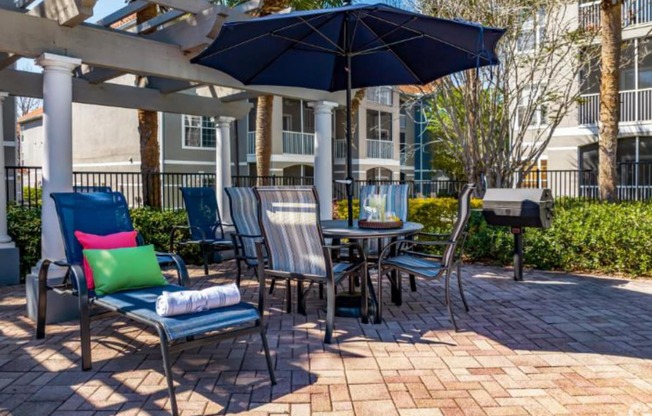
358;13;494;60
269;33;342;54
242;12;344;85
195;14;340;60
295;15;345;54
354;17;425;84
354;13;419;53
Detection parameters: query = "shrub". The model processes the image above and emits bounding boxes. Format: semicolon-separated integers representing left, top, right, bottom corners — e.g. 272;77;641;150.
336;197;652;277
130;208;203;265
8;204;41;278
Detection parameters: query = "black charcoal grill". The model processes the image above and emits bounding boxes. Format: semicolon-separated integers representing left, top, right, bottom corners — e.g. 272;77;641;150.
482;188;554;281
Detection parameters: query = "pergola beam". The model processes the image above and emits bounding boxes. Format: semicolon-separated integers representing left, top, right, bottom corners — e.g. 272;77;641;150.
27;0;96;27
0;9;340;102
0;69;251;118
135;9;184;33
221;90;263;102
94;0;148;27
0;53;19;70
145;0;212;14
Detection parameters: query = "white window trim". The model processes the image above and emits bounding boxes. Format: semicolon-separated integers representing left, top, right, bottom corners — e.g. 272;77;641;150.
181;114;217;151
367;109;393;141
516;9;545;55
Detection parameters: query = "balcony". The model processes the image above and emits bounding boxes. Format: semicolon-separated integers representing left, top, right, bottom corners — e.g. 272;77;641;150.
579;0;652;30
579;88;652;124
247;131;255;156
282;131;315;155
367;86;393;106
366;139;393;159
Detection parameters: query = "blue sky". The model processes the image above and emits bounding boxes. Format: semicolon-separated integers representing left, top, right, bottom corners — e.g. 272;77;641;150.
89;0;121;23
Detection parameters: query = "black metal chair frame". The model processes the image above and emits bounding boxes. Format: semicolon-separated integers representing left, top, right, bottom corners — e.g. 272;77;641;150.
377;184;475;331
36;198;275;416
254;187;368;343
169;187;234;275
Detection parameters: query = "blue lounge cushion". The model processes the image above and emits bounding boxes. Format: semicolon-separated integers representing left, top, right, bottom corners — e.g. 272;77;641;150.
97;285;260;341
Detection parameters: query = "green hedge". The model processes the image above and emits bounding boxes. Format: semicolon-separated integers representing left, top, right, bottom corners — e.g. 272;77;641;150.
8;198;652;278
336;198;652;277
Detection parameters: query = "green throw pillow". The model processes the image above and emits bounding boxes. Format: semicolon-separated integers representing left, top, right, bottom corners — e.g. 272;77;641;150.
83;245;167;296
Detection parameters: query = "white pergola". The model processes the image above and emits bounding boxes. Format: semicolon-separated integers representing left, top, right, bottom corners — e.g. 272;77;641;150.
0;0;341;274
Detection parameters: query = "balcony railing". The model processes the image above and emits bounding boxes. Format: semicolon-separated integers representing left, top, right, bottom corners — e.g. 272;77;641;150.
282;131;315;155
579;0;652;30
335;139;347;159
367;86;393;106
366;139;393;159
247;131;255;155
579;88;652;124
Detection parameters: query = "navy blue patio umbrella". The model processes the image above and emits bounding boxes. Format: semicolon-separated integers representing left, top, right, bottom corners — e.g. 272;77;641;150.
191;3;505;225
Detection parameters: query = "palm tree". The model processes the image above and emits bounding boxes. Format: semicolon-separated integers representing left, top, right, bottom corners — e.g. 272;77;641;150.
251;0;347;180
134;2;162;208
598;0;622;202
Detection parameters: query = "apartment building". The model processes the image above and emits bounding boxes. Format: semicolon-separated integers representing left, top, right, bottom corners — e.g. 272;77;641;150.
17;86;425;186
529;0;652;195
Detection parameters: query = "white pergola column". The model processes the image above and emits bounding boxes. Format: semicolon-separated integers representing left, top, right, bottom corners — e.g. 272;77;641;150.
35;53;81;261
0;93;14;248
309;101;338;220
215;116;234;223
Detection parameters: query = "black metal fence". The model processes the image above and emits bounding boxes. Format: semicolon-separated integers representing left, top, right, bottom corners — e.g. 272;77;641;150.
7;163;652;210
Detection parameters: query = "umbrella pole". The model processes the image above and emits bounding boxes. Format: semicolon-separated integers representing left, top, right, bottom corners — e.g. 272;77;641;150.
346;53;354;227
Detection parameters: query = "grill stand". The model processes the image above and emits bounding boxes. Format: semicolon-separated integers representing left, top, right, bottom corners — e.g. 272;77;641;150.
512;227;524;281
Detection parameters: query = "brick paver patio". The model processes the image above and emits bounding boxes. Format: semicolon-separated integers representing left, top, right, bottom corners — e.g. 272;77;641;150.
1;263;652;415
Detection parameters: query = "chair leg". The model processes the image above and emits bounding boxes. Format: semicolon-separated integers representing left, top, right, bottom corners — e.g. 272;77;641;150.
319;283;324;299
409;274;417;292
285;279;292;314
202;245;209;275
236;259;242;288
36;266;48;340
297;279;306;316
79;295;92;371
376;267;384;325
445;268;459;331
157;330;178;416
269;278;276;294
394;271;403;307
260;330;277;385
456;263;470;312
324;280;336;344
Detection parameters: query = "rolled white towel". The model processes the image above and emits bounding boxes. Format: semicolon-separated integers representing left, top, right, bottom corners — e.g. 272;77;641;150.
155;283;241;317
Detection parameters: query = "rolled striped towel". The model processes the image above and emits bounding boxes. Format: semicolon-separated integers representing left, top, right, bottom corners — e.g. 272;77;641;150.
155;283;241;317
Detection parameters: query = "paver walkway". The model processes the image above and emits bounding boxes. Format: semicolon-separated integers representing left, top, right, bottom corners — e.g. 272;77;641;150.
1;264;652;416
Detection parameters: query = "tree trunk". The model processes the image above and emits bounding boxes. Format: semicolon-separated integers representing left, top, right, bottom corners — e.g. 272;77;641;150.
255;95;274;182
598;0;621;202
137;4;161;208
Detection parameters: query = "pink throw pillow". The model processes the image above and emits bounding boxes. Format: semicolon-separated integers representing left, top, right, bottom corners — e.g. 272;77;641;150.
75;230;139;290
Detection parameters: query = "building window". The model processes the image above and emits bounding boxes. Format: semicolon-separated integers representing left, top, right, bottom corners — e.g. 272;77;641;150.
517;84;547;128
522;159;548;188
367;86;393;106
183;115;216;149
366;110;393;141
517;8;545;53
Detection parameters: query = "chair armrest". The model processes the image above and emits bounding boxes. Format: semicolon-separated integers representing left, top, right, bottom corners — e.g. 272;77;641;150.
169;225;209;253
155;252;190;287
232;233;264;261
378;239;454;262
324;241;367;264
417;232;450;239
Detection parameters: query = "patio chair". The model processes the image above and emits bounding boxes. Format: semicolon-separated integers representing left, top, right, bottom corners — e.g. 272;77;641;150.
254;186;367;343
377;183;475;331
170;187;234;275
36;192;275;416
224;187;263;285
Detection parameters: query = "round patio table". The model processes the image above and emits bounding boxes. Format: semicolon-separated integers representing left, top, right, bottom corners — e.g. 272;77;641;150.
321;220;424;324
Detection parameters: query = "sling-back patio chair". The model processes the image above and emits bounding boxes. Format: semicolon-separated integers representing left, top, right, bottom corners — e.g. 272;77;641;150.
36;192;275;416
225;186;264;285
170;187;234;275
377;183;475;331
254;186;367;343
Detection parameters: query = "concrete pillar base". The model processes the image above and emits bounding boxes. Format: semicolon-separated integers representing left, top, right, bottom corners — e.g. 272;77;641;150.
0;246;19;287
25;273;79;324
